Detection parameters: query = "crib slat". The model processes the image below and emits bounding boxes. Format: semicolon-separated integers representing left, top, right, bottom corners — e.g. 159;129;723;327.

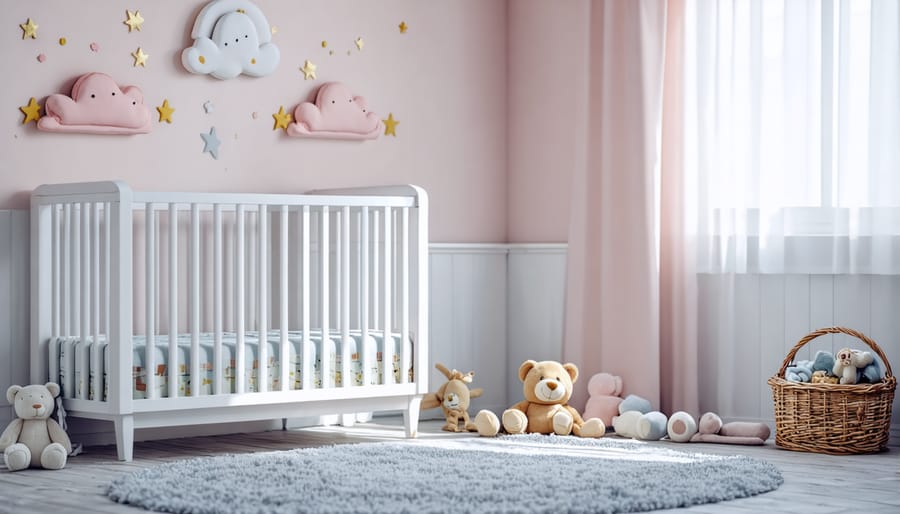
91;203;101;400
235;204;246;394
104;202;111;339
190;204;200;397
280;205;289;392
258;204;268;393
79;203;90;399
214;204;223;396
382;206;393;385
301;206;311;390
63;204;71;339
341;206;351;387
51;206;60;337
401;207;410;384
372;210;379;332
73;204;81;342
320;206;330;388
360;207;370;386
145;203;156;399
168;204;178;399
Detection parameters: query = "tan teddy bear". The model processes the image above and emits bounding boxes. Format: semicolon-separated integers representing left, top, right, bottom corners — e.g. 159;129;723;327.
474;360;605;438
0;383;72;471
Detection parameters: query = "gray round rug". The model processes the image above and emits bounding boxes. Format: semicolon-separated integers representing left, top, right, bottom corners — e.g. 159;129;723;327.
107;434;783;514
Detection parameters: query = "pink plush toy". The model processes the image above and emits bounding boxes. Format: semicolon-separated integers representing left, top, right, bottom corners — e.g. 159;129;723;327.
582;372;624;427
689;412;770;445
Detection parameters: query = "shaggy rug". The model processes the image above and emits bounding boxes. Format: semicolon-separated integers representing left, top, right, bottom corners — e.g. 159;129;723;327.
106;434;783;514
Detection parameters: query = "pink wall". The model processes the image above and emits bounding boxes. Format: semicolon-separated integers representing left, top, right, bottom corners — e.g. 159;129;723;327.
506;0;588;243
3;0;508;243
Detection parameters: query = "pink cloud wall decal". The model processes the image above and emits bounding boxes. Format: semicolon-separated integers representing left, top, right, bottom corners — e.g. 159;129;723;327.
287;82;382;140
37;72;152;135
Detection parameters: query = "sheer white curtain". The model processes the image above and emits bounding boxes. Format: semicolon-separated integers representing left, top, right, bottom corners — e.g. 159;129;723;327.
684;0;900;274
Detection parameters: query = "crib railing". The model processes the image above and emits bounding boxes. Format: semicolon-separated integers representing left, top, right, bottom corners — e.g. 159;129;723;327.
32;182;428;411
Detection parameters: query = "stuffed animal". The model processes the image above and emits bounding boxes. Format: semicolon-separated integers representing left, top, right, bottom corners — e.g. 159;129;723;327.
420;363;483;432
618;394;652;415
833;348;874;385
666;411;698;442
687;412;770;445
612;410;668;440
581;372;624;427
811;370;840;384
474;360;605;438
786;350;835;383
0;383;72;471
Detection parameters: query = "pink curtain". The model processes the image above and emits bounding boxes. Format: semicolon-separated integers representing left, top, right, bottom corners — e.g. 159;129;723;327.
564;0;697;416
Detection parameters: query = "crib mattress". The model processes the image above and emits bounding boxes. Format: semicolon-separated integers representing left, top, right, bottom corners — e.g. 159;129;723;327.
49;330;412;401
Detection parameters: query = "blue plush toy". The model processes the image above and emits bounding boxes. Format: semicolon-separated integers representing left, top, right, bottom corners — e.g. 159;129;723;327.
857;358;884;383
786;350;835;383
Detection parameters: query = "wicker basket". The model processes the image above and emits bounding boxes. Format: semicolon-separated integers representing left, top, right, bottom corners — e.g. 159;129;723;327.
767;326;896;455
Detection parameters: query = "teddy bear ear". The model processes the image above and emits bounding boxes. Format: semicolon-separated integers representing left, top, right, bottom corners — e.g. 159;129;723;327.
518;360;537;382
6;385;22;404
563;363;579;382
45;382;61;398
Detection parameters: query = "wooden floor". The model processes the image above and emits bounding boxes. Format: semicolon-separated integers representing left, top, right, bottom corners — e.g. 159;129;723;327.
0;418;898;514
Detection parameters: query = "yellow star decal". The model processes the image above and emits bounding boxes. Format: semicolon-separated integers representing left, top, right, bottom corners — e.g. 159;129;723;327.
383;113;399;137
300;59;317;80
272;106;292;131
399;22;408;34
355;37;365;51
156;99;175;123
124;10;144;32
19;97;42;124
20;18;38;40
131;46;149;67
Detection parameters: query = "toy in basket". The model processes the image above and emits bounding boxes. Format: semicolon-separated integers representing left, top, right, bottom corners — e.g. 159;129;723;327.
767;326;896;455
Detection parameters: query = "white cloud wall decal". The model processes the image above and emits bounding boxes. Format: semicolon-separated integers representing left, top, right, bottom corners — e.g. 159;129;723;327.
181;0;280;80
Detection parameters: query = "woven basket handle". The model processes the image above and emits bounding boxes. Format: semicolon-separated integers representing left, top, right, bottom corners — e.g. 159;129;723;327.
777;326;894;379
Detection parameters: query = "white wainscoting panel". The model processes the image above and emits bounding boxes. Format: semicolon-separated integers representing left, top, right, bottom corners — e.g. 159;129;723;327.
699;274;900;437
429;244;509;417
506;245;567;407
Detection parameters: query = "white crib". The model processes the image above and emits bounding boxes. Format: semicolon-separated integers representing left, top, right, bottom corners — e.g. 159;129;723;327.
30;181;429;461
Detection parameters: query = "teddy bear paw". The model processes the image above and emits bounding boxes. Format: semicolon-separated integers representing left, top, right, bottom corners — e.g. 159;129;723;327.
577;418;606;438
442;422;461;432
4;443;32;472
40;443;68;470
552;410;574;435
474;410;500;437
502;409;528;434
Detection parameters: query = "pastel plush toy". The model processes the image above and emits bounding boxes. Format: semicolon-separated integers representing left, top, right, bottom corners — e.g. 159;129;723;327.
0;383;72;471
612;410;668;440
618;394;652;415
421;363;483;432
786;350;835;383
857;358;884;384
287;82;383;140
474;360;605;438
581;372;624;427
666;411;698;442
833;348;875;385
689;412;770;445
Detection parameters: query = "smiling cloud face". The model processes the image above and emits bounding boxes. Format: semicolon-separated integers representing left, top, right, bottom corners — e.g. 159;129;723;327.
182;0;279;80
37;72;151;134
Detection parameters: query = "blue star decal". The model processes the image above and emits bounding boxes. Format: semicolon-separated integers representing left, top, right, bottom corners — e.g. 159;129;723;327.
201;126;221;159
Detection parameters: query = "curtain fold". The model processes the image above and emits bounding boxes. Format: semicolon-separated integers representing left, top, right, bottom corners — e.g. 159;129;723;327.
564;0;678;412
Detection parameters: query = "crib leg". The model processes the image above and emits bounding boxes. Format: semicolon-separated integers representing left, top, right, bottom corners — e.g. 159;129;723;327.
114;415;134;462
403;396;422;438
340;414;356;427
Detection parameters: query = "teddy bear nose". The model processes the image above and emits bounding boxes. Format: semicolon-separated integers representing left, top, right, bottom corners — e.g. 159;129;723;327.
547;382;557;391
32;404;42;409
